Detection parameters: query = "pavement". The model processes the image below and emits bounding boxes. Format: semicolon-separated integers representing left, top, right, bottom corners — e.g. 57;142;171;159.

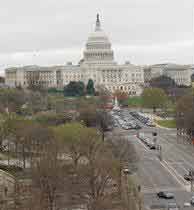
113;109;194;210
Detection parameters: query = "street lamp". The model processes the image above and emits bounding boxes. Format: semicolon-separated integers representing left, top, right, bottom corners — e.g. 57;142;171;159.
152;132;157;147
158;145;162;161
189;169;194;192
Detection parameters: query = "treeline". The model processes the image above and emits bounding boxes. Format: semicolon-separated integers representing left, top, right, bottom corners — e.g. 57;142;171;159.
0;88;56;115
64;79;95;97
0;116;140;210
0;87;142;210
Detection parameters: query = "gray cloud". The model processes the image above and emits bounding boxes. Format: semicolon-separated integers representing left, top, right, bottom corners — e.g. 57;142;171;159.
0;0;193;74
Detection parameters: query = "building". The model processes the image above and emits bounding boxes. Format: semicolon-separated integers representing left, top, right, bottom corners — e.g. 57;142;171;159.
143;66;152;85
5;14;144;96
163;64;192;86
144;63;192;87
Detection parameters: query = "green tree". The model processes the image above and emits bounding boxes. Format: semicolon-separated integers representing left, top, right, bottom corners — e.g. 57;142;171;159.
0;88;26;113
142;88;168;112
35;113;67;126
64;81;85;97
78;98;98;127
86;79;95;95
54;123;87;169
176;94;194;139
0;76;5;83
149;75;176;94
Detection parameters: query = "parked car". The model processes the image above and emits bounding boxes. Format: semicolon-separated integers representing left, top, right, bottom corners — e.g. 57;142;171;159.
190;196;194;205
146;121;156;127
184;173;194;181
143;137;151;145
134;124;142;130
157;191;174;199
184;202;191;207
167;202;179;210
148;141;156;149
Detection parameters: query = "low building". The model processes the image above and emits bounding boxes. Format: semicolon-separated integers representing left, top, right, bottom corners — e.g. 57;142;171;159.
144;63;192;87
163;64;192;87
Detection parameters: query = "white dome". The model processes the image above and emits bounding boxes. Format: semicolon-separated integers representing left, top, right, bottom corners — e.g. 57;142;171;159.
87;31;110;42
83;14;115;65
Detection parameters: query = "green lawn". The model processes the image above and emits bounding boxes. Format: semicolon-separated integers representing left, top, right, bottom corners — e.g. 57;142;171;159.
156;119;176;128
127;97;143;107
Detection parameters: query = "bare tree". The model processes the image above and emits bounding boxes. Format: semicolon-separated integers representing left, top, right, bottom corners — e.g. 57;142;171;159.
96;110;113;141
107;135;139;197
176;94;194;142
74;140;121;210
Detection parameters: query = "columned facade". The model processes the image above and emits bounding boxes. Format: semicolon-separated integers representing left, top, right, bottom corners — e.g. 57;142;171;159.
5;14;144;96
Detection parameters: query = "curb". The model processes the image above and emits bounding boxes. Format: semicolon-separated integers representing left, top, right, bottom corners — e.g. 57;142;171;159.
155;124;176;130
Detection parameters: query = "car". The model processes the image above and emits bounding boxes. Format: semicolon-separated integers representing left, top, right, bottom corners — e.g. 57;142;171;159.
157;191;174;199
167;202;179;210
144;138;151;145
134;124;142;129
190;196;194;205
184;202;191;207
146;121;156;127
184;174;194;181
138;133;145;140
148;142;156;149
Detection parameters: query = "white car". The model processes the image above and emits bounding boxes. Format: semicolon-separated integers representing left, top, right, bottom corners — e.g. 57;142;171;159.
184;202;191;207
167;202;179;210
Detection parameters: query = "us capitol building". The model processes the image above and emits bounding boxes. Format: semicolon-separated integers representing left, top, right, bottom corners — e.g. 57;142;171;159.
5;14;144;96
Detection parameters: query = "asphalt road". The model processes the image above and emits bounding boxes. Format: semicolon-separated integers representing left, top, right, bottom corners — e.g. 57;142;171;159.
113;110;194;210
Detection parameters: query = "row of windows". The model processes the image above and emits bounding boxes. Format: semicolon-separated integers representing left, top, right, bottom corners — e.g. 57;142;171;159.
106;86;137;95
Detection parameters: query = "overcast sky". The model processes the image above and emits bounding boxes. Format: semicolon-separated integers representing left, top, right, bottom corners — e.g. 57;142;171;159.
0;0;194;75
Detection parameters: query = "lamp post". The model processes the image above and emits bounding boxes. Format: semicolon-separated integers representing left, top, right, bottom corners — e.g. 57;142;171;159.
152;132;157;149
158;145;162;161
189;169;194;192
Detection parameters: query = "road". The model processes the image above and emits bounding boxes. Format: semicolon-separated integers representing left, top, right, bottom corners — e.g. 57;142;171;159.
114;110;194;210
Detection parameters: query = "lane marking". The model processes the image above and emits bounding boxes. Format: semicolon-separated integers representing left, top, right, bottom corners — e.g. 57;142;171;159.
163;160;188;184
161;160;188;191
179;164;190;174
135;137;150;151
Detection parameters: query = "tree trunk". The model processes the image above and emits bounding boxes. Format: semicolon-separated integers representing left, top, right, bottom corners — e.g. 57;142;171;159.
102;131;105;142
7;142;10;166
118;168;122;199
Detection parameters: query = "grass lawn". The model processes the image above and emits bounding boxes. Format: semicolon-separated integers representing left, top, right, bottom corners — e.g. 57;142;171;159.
156;119;176;128
127;97;143;107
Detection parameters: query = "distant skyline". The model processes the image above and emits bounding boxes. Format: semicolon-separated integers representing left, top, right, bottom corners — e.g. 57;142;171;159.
0;0;194;75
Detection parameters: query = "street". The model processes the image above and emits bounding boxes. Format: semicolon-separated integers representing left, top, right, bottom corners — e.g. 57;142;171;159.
114;110;194;210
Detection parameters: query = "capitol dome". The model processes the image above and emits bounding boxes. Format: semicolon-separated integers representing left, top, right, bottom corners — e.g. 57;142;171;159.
83;14;115;65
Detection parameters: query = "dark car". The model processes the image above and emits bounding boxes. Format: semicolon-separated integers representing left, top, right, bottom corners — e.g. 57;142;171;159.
157;191;174;199
190;196;194;205
184;174;194;181
148;142;156;149
134;125;142;130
